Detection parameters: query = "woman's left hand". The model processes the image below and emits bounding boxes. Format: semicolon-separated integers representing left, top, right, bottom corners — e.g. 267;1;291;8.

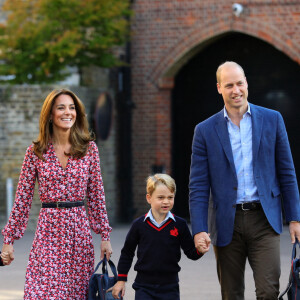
100;240;113;260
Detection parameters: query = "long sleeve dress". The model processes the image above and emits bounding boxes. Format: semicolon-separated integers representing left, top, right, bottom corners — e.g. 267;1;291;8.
2;141;112;299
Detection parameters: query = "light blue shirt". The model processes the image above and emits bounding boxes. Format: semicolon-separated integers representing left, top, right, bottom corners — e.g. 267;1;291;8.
224;105;259;204
144;209;175;227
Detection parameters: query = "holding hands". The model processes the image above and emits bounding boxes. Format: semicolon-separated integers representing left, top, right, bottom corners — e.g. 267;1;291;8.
194;232;211;254
1;244;14;265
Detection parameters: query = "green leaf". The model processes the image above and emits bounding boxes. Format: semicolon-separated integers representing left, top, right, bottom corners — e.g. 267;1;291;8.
0;0;131;83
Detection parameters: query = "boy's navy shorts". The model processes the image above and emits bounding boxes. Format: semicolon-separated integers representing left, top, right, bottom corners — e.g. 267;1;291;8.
132;281;180;300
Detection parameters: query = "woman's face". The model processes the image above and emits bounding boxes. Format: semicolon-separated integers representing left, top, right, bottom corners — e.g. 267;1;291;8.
50;94;77;132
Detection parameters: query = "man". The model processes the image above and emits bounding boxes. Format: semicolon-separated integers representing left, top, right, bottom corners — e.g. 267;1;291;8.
189;61;300;299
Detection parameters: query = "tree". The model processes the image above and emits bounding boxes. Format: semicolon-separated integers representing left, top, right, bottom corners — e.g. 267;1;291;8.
0;0;131;83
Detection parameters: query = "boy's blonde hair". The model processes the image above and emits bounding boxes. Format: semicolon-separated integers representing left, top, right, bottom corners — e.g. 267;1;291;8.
146;174;176;196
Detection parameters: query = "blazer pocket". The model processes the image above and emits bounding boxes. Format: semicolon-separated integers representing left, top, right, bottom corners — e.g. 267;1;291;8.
271;186;281;198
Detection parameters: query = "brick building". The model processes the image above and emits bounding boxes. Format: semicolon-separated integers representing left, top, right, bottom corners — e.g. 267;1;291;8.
127;0;300;219
1;1;300;229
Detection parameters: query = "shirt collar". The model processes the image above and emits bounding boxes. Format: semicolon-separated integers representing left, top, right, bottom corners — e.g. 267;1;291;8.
144;209;175;223
224;104;251;120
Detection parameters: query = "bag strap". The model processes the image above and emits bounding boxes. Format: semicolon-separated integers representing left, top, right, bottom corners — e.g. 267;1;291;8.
93;257;106;274
93;254;118;280
278;238;300;299
291;238;300;260
103;255;118;280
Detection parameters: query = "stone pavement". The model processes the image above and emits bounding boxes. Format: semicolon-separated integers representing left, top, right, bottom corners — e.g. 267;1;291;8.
0;224;293;300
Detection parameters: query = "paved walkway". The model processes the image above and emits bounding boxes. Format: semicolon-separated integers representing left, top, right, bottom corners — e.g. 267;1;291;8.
0;225;293;299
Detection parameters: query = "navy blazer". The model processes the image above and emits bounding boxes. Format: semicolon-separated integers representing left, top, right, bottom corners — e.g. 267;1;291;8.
189;103;300;247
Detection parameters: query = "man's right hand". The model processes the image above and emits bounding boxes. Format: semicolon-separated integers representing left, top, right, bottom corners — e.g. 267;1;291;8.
194;232;211;254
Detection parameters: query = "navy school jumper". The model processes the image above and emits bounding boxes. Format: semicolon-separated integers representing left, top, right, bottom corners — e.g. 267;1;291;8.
117;214;202;284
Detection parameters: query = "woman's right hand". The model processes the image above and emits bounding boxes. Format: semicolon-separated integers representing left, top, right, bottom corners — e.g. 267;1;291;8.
1;244;14;265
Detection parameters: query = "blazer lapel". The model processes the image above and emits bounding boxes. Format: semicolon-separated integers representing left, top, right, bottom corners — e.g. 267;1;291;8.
215;110;237;179
250;104;263;163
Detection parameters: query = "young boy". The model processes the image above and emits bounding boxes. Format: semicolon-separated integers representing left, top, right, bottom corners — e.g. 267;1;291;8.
112;174;208;300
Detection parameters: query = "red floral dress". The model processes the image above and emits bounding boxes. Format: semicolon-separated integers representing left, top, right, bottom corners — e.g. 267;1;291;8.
2;141;112;299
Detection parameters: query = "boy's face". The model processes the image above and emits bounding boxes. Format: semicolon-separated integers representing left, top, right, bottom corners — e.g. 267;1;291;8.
146;183;175;219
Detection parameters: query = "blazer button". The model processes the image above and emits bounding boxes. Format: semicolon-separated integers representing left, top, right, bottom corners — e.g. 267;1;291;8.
233;187;237;190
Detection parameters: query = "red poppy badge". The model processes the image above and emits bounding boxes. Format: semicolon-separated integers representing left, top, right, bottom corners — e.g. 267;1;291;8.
170;227;178;237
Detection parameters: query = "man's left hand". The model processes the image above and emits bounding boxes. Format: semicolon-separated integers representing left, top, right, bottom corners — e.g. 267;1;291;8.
289;221;300;243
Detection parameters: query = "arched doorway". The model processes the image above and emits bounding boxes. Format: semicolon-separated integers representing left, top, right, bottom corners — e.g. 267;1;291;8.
172;32;300;219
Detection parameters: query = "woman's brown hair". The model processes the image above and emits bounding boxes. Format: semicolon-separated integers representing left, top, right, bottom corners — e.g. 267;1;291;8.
33;89;94;160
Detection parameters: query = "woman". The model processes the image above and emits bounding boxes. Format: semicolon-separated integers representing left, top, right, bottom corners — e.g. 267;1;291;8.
1;89;112;299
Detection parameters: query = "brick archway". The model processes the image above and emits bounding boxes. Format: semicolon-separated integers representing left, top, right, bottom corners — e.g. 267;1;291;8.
169;32;300;217
130;1;300;217
150;18;300;89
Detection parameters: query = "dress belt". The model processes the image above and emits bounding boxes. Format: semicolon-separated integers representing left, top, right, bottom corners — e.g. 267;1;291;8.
236;202;261;211
41;201;84;209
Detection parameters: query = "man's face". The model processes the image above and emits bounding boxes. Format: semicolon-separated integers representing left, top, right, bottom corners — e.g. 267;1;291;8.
217;65;248;111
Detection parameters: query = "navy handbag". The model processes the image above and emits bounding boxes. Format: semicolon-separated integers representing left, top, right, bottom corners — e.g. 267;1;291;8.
88;255;122;300
279;239;300;300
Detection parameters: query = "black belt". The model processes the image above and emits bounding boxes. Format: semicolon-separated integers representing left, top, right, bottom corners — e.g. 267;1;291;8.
236;202;261;211
41;201;84;209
